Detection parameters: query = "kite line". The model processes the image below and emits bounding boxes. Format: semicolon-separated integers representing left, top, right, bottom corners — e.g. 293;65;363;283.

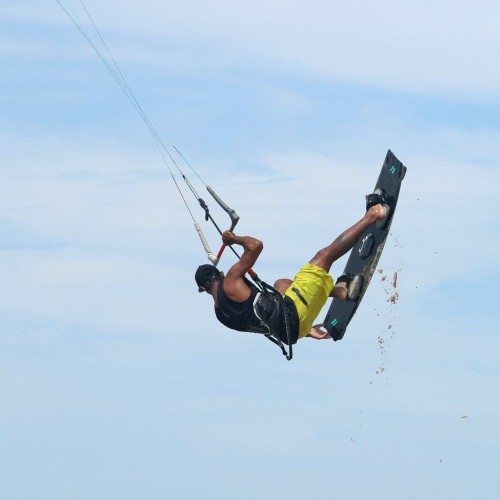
54;0;241;266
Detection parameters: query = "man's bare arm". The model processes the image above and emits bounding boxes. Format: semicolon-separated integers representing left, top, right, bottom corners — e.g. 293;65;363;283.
222;231;263;301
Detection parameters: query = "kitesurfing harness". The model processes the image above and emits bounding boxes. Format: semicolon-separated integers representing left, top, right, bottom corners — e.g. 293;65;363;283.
213;274;297;359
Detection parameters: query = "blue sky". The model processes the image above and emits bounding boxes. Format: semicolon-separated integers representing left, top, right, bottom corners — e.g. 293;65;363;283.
1;1;500;499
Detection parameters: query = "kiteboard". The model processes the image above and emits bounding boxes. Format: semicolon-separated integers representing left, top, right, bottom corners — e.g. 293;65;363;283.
324;150;407;341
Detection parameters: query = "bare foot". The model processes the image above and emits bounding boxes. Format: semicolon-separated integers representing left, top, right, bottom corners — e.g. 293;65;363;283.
367;203;387;221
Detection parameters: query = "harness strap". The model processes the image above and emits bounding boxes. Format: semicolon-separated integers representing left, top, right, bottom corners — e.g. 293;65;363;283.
264;334;289;357
258;283;293;361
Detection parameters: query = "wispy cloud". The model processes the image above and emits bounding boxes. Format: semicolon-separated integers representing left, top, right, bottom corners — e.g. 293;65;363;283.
26;0;499;98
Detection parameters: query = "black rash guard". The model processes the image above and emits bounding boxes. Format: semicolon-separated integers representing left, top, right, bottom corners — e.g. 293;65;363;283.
214;278;267;333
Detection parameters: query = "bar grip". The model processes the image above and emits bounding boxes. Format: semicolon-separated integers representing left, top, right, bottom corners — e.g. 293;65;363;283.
194;222;219;265
207;185;240;231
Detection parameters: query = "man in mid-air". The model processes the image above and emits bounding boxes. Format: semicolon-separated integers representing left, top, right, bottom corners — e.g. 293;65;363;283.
195;196;388;345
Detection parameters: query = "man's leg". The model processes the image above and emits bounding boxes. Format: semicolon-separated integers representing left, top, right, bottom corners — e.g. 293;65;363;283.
273;279;293;293
274;204;386;298
310;204;386;273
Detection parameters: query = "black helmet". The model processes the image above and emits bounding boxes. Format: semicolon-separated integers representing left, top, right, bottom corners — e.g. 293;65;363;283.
195;264;221;292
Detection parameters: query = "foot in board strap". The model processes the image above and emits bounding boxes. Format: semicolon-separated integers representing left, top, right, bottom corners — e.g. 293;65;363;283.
336;274;363;301
366;188;391;229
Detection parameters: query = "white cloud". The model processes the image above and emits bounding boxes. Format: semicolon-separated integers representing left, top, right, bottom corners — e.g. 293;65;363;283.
31;0;500;98
4;1;500;97
0;134;202;335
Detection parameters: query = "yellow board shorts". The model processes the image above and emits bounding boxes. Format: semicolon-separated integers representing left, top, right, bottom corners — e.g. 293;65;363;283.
283;263;334;339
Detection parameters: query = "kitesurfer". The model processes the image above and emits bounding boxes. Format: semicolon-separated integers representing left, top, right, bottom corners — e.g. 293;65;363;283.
195;200;388;343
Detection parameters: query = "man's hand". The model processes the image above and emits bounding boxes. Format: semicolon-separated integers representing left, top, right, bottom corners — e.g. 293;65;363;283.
222;231;238;246
307;324;332;340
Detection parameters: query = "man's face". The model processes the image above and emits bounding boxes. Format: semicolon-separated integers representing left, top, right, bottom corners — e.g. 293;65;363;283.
202;273;224;293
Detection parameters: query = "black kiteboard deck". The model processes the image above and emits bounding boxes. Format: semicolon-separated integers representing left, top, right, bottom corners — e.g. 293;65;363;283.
324;150;407;341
